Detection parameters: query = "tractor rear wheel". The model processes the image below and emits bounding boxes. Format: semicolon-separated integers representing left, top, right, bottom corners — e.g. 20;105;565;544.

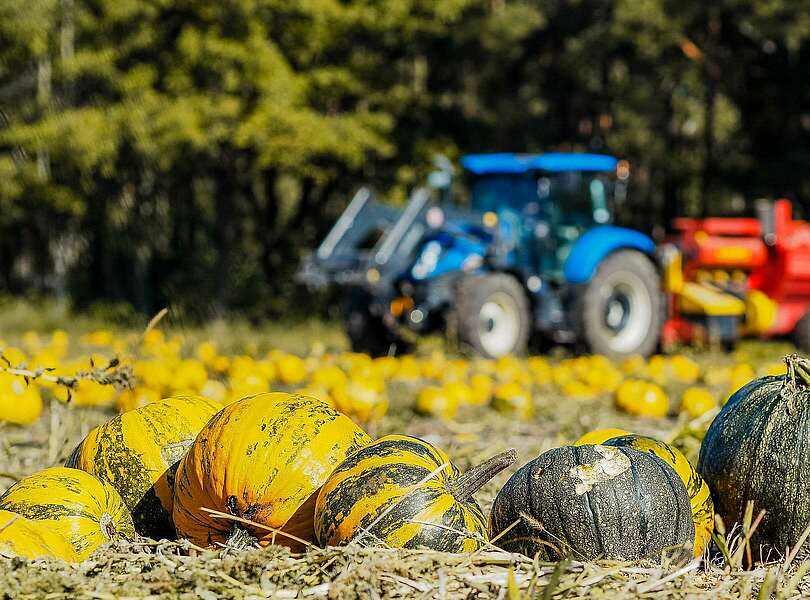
578;250;662;359
454;273;531;358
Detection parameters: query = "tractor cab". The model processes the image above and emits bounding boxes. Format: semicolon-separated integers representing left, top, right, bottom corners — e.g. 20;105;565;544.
460;153;621;280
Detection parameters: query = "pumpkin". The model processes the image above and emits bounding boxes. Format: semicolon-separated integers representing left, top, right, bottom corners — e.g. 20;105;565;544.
0;510;76;561
603;434;714;556
66;395;221;539
573;428;630;446
332;374;389;422
489;444;694;561
468;373;494;405
415;386;458;419
0;467;135;561
275;354;307;385
615;379;668;417
0;372;43;425
172;392;371;550
492;383;533;420
680;387;718;418
315;434;516;552
698;354;810;558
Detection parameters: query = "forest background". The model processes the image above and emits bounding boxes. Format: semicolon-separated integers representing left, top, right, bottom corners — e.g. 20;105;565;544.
2;0;808;321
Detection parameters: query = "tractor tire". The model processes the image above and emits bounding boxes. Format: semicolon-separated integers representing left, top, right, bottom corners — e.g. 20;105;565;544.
792;311;810;353
344;302;405;357
577;250;662;359
454;273;531;358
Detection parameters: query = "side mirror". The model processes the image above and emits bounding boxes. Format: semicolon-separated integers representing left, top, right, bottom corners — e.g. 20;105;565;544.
427;171;452;190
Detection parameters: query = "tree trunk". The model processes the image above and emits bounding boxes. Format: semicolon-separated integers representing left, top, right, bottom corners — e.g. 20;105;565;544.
701;73;716;217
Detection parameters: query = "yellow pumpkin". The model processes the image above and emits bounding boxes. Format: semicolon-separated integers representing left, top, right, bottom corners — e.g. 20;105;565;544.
0;467;135;561
680;387;718;418
574;427;630;446
332;373;388;422
276;354;307;385
311;364;348;390
115;386;161;412
562;380;596;399
415;386;458;419
66;396;221;539
199;379;228;403
0;373;43;425
603;434;714;556
392;356;421;382
0;510;76;561
492;383;533;420
172;392;371;551
670;355;701;383
526;357;551;385
170;359;208;393
615;379;668;417
442;381;474;406
468;373;494;405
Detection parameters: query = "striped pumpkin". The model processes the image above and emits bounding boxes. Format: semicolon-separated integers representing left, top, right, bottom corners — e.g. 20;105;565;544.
0;510;76;561
66;395;220;539
603;434;714;556
315;435;516;552
0;467;135;561
172;392;371;551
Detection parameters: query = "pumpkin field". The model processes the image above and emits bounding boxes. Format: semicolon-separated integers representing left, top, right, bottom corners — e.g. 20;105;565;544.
1;318;809;599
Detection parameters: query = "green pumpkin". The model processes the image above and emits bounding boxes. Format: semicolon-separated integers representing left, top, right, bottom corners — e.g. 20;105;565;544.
698;354;810;558
315;434;516;552
489;444;695;561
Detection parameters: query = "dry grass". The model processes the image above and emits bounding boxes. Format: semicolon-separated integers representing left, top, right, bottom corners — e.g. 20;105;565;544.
0;326;809;598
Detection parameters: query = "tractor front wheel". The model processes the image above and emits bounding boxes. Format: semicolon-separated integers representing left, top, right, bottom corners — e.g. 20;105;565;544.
578;250;662;359
454;273;531;358
344;299;407;357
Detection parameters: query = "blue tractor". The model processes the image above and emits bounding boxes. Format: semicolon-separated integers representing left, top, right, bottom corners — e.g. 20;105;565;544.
299;153;663;359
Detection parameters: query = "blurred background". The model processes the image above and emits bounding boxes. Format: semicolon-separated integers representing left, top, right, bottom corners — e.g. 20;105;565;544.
1;0;809;322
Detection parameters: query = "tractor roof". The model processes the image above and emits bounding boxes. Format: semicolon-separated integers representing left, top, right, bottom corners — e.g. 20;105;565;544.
460;152;618;175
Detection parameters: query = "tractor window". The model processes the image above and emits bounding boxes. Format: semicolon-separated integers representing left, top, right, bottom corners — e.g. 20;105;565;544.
469;175;538;212
540;172;612;227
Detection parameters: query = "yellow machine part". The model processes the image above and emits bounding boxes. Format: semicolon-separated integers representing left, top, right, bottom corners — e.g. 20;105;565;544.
678;282;746;317
744;289;778;335
660;245;684;293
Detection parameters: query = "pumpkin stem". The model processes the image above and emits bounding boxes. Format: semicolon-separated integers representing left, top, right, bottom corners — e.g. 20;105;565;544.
99;513;118;541
224;524;257;551
785;354;810;388
451;448;517;500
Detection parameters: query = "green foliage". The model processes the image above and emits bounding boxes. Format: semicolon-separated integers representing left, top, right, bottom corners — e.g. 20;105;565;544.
1;0;810;316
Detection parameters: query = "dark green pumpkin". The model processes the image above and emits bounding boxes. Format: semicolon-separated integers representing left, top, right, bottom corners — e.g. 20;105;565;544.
698;354;810;558
314;434;516;552
489;444;695;561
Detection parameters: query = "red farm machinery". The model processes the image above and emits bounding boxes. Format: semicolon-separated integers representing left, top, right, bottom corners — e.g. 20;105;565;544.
661;199;810;350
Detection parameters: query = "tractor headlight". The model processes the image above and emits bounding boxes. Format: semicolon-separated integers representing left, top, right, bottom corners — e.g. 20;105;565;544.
411;240;443;280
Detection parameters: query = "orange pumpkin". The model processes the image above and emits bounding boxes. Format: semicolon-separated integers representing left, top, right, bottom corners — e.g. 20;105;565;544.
172;392;371;550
